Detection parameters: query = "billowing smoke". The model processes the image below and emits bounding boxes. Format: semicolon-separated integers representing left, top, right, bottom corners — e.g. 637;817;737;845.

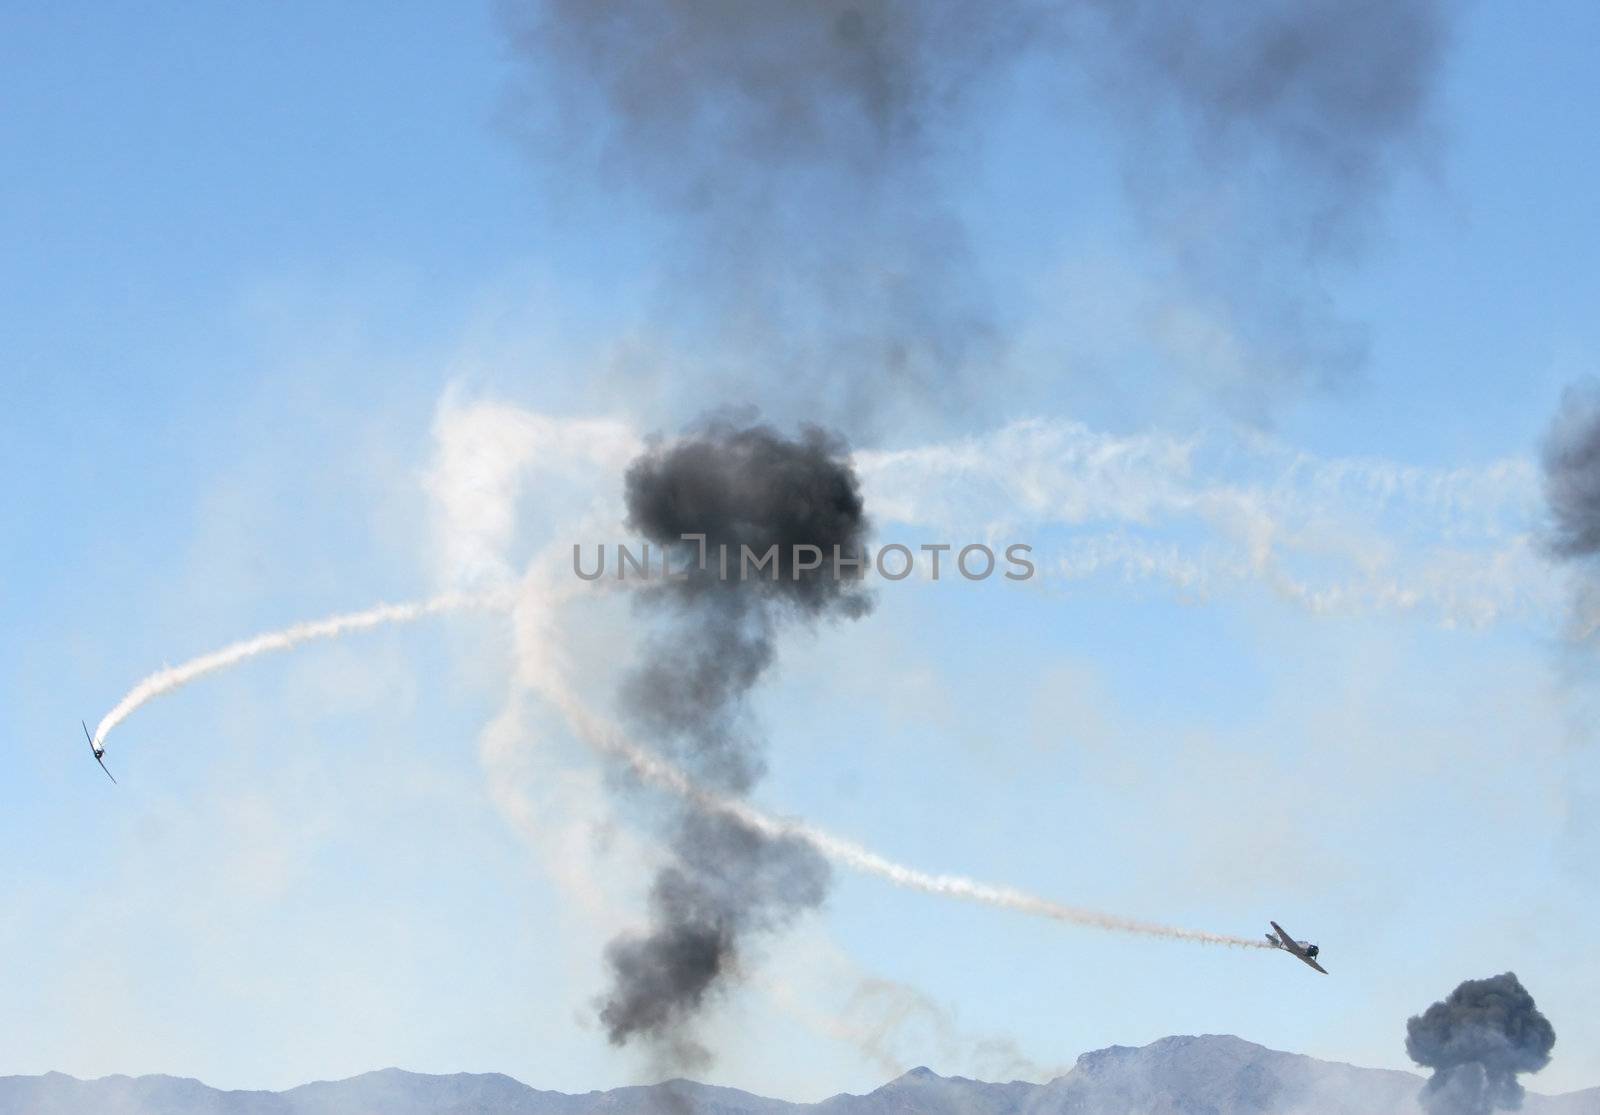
597;418;872;1067
504;1;1020;433
1537;384;1600;880
1405;973;1556;1115
505;0;1455;426
1540;381;1600;639
1072;0;1451;410
1542;381;1600;561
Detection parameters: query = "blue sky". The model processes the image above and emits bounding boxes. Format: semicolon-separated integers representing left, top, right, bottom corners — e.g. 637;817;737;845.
5;0;1600;1102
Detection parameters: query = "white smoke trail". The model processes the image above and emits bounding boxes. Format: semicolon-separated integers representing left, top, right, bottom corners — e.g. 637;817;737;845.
510;567;1267;950
546;685;1268;951
90;592;505;752
92;581;1265;951
854;417;1551;630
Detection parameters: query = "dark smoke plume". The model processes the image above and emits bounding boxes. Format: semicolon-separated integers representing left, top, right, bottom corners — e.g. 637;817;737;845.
504;0;1455;426
1073;0;1451;410
1538;381;1600;644
1084;1;1445;193
599;418;872;1067
1538;383;1600;875
505;0;1022;433
1405;973;1556;1115
1542;381;1600;563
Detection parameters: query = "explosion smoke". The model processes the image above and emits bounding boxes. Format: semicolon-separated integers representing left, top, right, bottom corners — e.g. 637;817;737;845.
506;1;1016;431
507;0;1455;426
1542;381;1600;553
596;418;873;1067
1539;381;1600;640
1538;385;1600;882
1405;973;1556;1115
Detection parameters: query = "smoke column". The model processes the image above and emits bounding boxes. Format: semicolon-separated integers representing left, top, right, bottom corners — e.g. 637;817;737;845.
89;592;501;754
594;418;874;1068
1405;973;1556;1115
1540;381;1600;638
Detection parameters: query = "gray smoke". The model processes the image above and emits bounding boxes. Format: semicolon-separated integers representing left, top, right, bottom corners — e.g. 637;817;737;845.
1538;381;1600;642
509;0;1023;202
1542;381;1600;562
599;418;872;1067
1133;0;1453;238
1405;973;1556;1115
1538;384;1600;877
1074;0;1451;411
504;0;1022;435
504;0;1455;426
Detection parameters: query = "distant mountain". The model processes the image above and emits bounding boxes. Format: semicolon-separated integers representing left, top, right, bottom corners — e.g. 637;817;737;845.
3;1036;1594;1115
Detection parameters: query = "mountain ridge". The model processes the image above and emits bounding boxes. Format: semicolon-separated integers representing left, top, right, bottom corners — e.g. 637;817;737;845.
4;1035;1594;1115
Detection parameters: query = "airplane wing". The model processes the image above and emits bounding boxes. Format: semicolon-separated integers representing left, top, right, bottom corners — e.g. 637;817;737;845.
1270;920;1326;973
83;721;116;784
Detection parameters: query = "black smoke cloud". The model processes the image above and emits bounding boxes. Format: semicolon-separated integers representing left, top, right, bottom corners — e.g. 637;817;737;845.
1405;973;1556;1115
598;418;871;1067
504;0;1456;426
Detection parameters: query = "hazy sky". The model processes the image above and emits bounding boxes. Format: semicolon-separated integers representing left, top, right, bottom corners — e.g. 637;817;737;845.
5;0;1600;1102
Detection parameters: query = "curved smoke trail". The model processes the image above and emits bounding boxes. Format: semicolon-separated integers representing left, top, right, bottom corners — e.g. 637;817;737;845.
90;590;1265;950
546;690;1267;951
90;592;504;752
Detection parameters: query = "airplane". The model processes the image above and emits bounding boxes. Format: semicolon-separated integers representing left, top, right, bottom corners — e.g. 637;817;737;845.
1266;920;1326;974
82;721;116;784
